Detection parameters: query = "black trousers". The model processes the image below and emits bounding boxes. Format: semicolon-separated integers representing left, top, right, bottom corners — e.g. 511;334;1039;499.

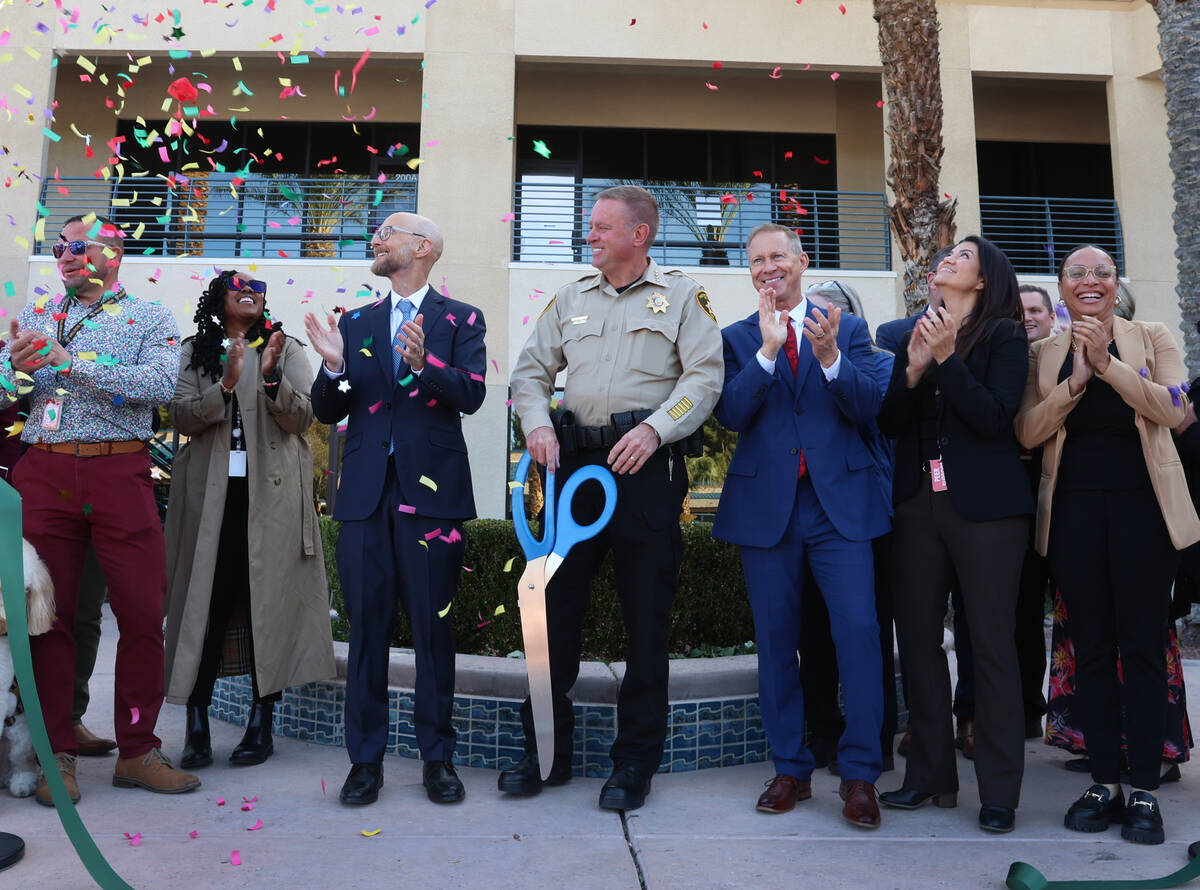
892;485;1028;808
1049;486;1180;790
189;477;279;708
520;446;687;778
799;533;898;757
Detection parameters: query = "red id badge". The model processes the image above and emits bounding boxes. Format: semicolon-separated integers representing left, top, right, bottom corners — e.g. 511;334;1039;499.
930;458;948;492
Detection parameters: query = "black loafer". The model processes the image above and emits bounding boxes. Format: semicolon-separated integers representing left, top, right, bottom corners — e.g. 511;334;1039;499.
1064;784;1125;833
1121;791;1165;845
497;753;572;796
340;762;383;805
980;805;1015;833
180;705;213;770
878;788;957;809
0;833;24;872
423;760;465;804
598;763;651;811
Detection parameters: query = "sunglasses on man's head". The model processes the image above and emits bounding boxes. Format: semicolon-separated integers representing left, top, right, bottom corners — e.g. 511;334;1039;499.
52;239;108;258
228;276;268;296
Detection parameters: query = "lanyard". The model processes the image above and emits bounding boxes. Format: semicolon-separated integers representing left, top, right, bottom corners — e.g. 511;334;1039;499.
57;290;127;349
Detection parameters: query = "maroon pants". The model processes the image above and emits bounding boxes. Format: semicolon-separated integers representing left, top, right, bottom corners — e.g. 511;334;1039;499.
15;447;167;758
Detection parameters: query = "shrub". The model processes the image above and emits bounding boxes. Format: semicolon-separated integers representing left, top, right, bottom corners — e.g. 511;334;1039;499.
322;516;755;659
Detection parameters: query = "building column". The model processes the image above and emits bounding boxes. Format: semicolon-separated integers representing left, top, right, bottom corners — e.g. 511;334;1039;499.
938;4;981;243
419;2;517;520
1;8;55;321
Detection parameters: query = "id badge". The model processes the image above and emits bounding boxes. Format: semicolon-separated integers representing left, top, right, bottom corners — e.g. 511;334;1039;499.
930;457;948;492
228;450;247;477
41;398;62;431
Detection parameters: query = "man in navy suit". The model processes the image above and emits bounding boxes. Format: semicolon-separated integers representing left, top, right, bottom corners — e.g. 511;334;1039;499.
713;223;890;828
305;211;487;806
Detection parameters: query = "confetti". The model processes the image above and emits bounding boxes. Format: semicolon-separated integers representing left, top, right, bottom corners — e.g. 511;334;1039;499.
188;831;199;839
419;475;438;491
123;833;142;847
437;601;452;618
503;557;516;573
217;798;226;806
769;67;782;79
1140;367;1149;378
712;61;723;69
494;604;506;616
876;100;885;108
532;139;551;159
838;3;847;12
830;72;840;81
368;400;383;414
397;504;417;514
501;212;515;222
231;851;241;867
247;820;263;831
130;707;140;725
321;778;326;796
361;829;382;837
705;82;719;91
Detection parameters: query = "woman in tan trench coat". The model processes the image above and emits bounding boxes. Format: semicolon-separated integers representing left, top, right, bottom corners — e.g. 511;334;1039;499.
164;270;335;769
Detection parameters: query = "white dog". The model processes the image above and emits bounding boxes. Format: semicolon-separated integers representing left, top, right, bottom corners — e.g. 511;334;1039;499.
0;540;55;797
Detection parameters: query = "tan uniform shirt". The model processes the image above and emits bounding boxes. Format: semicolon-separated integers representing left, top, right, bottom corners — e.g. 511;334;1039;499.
511;258;724;445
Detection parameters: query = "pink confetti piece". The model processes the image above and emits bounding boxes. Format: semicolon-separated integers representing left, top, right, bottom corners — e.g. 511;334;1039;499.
426;399;438;407
830;72;840;81
446;313;457;326
241;803;255;811
466;311;478;326
397;504;417;514
469;372;484;382
231;851;242;867
424;528;443;541
705;82;719;91
838;3;847;12
501;212;515;222
321;778;326;796
217;798;226;806
189;830;199;839
426;353;446;369
505;398;513;407
368;400;383;414
522;315;530;326
492;360;500;375
462;566;474;572
769;67;782;79
447;527;462;543
123;832;142;847
243;796;258;804
130;706;140;724
247;819;263;831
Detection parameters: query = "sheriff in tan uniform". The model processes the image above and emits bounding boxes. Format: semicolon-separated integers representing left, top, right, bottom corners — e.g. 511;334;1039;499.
502;185;723;811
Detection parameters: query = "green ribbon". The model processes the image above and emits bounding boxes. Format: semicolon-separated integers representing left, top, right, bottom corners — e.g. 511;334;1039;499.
0;480;133;889
1007;856;1200;889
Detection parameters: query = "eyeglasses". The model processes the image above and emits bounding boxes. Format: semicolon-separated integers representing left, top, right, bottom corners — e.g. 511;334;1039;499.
52;240;109;258
375;225;429;242
1064;264;1117;282
228;276;268;295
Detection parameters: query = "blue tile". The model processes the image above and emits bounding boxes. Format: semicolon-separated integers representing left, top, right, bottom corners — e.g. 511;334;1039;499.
723;722;749;745
698;702;722;722
697;747;721;770
497;703;523;724
667;724;697;747
721;744;745;766
671;702;698;722
721;699;747;721
666;756;697;773
697;722;722;748
496;728;524;749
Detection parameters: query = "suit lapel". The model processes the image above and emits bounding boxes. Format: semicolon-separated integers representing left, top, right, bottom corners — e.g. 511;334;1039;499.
418;284;447;338
1112;317;1143;372
1038;329;1072;397
370;295;393;385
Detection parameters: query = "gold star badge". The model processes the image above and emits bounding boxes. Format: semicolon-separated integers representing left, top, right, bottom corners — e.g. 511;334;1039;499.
647;292;669;314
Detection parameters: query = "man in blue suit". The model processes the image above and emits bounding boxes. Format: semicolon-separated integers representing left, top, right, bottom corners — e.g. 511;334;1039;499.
713;223;890;828
305;211;487;807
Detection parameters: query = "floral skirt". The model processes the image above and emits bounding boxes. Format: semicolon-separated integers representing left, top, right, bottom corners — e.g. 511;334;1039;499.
1045;588;1192;763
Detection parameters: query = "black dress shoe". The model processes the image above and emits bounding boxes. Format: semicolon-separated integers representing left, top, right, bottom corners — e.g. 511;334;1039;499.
423;760;465;804
599;763;652;811
1064;784;1125;833
1187;840;1200;860
230;699;274;767
180;705;213;770
497;753;572;796
878;788;957;809
1160;763;1182;784
1121;791;1165;845
340;763;383;805
979;805;1016;833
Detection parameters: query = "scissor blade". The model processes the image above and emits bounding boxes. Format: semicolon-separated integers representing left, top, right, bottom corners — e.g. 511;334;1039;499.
517;558;556;781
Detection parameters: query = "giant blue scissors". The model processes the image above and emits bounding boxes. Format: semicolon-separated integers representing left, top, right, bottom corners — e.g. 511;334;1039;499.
511;451;617;780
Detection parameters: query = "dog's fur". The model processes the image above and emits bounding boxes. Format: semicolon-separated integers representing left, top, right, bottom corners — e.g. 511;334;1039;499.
0;540;56;797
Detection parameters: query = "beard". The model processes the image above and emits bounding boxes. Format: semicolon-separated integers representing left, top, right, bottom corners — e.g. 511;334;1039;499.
371;253;400;277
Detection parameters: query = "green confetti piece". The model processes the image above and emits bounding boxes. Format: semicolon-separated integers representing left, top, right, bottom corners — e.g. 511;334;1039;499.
279;184;303;203
50;362;70;372
532;139;551;159
95;354;120;367
86;219;103;237
235;80;254;96
3;281;13;298
168;50;190;59
42;127;61;143
81;503;93;515
397;373;413;387
36;202;50;217
337;239;355;247
362;335;373;347
503;556;516;573
372;188;383;206
237;223;248;232
290;54;309;64
183;105;199;117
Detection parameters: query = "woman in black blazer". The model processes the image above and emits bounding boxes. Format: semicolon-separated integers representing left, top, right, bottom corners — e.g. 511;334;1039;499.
876;236;1034;833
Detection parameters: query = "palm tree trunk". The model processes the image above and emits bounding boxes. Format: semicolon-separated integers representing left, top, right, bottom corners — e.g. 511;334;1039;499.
874;0;958;315
1147;0;1200;371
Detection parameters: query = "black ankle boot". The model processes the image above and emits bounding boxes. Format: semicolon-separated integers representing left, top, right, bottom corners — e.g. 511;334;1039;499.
230;699;274;766
181;705;213;769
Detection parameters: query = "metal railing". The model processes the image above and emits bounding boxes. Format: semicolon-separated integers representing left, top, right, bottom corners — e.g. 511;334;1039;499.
511;179;891;271
34;173;418;260
979;196;1124;275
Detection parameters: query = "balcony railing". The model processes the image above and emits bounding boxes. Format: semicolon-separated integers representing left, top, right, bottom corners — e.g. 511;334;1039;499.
34;173;417;260
512;179;891;271
979;196;1124;275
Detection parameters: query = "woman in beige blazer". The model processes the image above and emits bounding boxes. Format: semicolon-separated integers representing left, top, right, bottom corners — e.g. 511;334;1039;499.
1015;245;1200;847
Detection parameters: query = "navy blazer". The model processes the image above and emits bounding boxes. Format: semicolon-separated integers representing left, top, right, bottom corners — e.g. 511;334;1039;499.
311;285;487;522
877;318;1033;522
875;314;920;355
712;310;891;548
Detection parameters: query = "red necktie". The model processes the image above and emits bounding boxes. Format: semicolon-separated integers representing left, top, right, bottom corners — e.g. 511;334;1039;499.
782;323;807;479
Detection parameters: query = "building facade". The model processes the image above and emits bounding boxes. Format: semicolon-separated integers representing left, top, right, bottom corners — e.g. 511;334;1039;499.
0;0;1175;518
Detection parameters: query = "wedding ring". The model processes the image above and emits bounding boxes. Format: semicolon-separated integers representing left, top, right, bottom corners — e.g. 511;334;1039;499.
815;331;826;339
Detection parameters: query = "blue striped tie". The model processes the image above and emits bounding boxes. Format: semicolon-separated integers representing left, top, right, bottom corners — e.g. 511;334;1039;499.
393;298;415;377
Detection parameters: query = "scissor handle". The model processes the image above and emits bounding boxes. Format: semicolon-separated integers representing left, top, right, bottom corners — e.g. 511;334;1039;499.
552;464;617;557
512;451;554;558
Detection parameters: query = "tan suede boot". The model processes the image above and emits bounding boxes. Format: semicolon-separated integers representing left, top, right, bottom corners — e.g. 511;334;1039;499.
35;752;80;807
113;747;201;794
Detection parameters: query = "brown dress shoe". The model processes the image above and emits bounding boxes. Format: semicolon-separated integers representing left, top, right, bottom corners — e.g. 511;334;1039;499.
113;747;201;794
840;779;881;829
957;720;975;760
35;752;80;807
756;774;812;814
74;723;117;757
897;728;912;758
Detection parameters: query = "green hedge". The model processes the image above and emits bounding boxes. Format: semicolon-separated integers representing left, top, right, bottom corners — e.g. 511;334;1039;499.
321;516;756;660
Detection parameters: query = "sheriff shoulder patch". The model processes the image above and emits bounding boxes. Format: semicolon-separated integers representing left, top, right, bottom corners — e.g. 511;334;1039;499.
696;290;717;324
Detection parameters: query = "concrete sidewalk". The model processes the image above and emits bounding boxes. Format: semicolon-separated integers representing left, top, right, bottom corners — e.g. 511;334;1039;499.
5;607;1200;889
